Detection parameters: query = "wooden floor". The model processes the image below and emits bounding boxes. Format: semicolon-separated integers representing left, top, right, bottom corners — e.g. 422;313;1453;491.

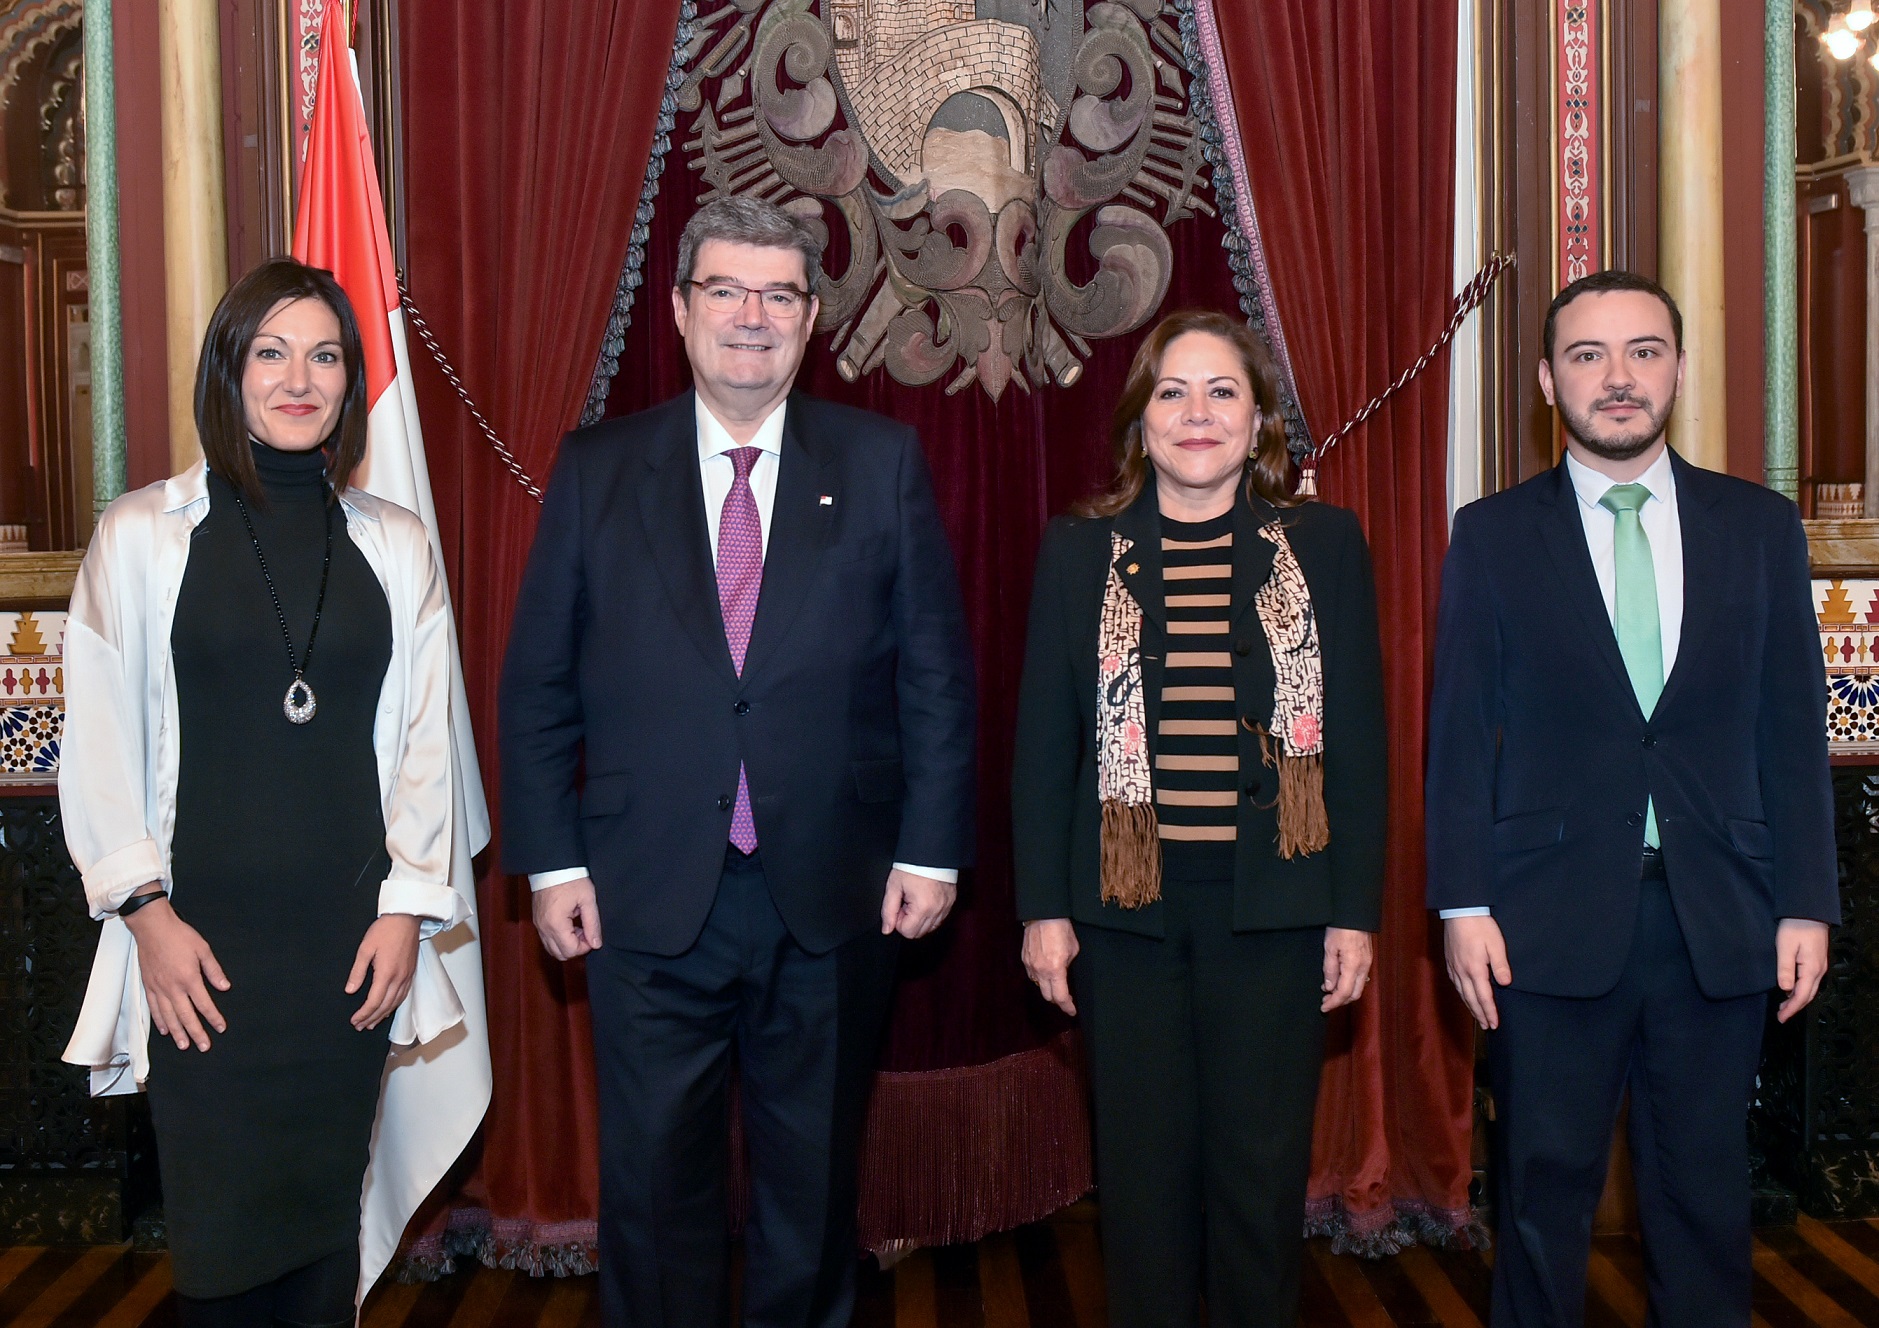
7;1207;1879;1326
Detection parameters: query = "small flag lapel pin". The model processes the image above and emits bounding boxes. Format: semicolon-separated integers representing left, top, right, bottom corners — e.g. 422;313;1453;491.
819;494;834;506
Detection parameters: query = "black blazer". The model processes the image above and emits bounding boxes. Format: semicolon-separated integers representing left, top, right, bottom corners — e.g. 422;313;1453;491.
1425;451;1838;1000
1011;487;1387;938
499;391;977;956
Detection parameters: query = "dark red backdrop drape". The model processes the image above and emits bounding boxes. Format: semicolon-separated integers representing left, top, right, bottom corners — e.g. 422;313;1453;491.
398;0;685;1259
1212;0;1479;1245
399;0;1477;1265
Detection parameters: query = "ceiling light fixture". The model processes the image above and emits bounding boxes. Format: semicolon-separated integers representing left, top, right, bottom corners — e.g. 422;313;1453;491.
1826;15;1863;60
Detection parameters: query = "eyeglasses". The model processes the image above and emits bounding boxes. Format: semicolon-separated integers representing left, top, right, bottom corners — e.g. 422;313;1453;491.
683;280;812;318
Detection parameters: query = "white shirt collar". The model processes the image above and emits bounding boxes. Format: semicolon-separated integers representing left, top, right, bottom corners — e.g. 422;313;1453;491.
1564;444;1675;511
695;394;787;462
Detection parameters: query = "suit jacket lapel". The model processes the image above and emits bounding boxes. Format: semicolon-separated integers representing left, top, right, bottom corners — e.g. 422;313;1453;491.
1536;460;1640;714
638;392;739;687
1111;489;1164;627
741;399;838;679
1656;450;1719;717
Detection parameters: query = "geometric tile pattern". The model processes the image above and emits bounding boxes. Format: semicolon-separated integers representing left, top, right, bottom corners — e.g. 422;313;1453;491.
1816;579;1879;754
0;610;66;779
2;578;1867;769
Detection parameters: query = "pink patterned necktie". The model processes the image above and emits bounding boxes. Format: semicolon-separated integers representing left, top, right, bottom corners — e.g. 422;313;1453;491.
717;446;763;852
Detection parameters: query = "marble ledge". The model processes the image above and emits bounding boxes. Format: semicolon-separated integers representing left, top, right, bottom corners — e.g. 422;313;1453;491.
0;551;81;606
1806;519;1879;576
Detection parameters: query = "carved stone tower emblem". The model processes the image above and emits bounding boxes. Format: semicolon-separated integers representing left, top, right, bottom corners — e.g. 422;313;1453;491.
683;0;1214;400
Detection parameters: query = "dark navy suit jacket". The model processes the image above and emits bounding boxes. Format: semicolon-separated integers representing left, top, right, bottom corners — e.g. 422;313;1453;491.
1425;450;1837;1000
498;390;976;956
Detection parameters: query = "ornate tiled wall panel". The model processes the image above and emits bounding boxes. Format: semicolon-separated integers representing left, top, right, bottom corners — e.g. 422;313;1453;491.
0;611;65;780
1818;580;1879;753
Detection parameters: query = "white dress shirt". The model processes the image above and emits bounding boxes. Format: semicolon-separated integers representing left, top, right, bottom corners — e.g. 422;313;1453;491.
1441;445;1682;919
531;397;956;890
698;392;786;555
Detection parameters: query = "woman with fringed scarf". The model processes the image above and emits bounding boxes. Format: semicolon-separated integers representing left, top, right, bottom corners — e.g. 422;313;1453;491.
1011;309;1387;1328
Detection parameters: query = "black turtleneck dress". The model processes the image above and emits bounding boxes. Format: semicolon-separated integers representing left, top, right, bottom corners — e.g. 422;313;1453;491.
147;442;394;1299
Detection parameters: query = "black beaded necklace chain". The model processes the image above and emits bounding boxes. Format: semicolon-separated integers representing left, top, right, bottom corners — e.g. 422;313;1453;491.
229;488;335;724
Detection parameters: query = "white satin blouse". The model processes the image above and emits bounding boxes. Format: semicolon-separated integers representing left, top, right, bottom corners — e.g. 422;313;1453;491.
60;461;469;1093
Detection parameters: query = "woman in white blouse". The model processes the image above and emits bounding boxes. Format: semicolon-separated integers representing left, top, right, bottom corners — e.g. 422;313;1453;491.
60;258;470;1327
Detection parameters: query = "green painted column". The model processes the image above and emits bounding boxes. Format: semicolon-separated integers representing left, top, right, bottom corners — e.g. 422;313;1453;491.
1765;0;1799;500
84;0;126;515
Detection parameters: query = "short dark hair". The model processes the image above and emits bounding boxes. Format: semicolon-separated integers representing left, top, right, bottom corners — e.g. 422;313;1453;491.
194;257;368;503
674;195;824;296
1542;269;1683;362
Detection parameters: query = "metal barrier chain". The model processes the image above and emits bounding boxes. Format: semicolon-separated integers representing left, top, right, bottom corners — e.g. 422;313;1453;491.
398;250;1511;507
395;269;545;504
1314;251;1516;459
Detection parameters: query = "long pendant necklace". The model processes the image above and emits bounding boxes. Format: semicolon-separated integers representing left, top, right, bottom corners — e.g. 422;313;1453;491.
229;489;335;724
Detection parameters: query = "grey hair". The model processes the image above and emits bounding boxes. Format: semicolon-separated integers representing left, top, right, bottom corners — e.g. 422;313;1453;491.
674;195;825;296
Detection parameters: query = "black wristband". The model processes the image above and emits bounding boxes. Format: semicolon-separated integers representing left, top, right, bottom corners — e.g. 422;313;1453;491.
117;889;166;919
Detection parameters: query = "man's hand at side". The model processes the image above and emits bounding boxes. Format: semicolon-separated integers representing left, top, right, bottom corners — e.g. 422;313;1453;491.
534;876;604;960
1443;913;1512;1031
1775;918;1830;1023
881;868;955;939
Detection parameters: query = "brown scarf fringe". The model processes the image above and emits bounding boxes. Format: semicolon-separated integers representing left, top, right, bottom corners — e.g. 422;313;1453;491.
1259;727;1329;859
1100;798;1162;908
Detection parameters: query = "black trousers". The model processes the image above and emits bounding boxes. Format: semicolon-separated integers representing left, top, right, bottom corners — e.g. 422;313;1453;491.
1074;876;1328;1328
172;1245;357;1328
585;849;899;1328
1489;859;1767;1327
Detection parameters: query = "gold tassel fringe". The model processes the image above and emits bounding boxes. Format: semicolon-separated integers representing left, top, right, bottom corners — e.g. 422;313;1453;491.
1100;798;1162;908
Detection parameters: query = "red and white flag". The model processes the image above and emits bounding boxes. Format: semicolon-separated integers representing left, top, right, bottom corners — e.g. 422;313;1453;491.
293;2;491;1298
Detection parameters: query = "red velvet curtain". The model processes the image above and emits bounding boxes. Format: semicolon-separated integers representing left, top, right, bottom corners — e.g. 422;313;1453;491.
397;0;1476;1264
398;0;685;1262
1211;0;1481;1246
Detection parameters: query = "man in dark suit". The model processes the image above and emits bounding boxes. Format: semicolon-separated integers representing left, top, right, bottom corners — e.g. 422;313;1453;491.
500;196;976;1328
1426;269;1837;1326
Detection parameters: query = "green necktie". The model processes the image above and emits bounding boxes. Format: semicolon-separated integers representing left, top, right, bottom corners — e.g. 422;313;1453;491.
1599;482;1662;847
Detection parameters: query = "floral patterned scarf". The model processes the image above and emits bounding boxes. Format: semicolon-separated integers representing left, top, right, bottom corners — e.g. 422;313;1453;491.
1096;519;1327;909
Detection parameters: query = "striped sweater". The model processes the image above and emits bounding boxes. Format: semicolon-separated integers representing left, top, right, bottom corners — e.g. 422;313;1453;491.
1156;512;1242;876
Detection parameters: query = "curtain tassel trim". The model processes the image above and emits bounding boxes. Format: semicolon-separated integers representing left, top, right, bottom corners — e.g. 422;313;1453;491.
580;0;698;425
395;1212;600;1281
1304;1194;1492;1258
853;1031;1094;1250
1174;0;1314;460
391;1032;1094;1278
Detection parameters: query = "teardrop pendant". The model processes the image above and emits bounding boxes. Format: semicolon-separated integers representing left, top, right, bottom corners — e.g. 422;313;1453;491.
283;675;317;724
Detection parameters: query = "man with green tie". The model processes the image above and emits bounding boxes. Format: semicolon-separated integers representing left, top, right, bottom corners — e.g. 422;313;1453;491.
1425;270;1839;1326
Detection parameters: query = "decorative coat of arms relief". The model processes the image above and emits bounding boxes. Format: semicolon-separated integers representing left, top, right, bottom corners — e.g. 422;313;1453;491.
681;0;1215;401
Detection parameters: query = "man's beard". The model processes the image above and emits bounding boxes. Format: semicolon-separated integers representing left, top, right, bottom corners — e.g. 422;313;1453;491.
1557;390;1673;462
